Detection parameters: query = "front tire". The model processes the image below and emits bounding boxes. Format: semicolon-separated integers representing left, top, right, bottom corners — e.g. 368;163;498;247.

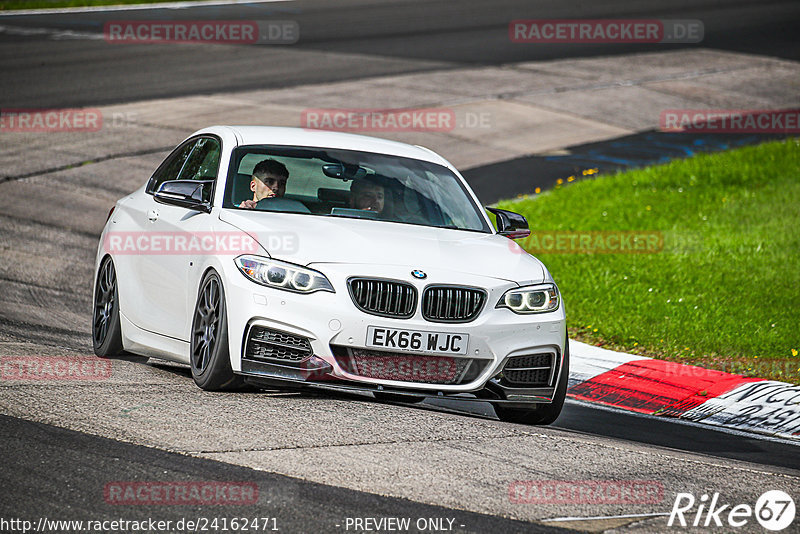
190;271;244;391
494;340;570;425
92;256;124;358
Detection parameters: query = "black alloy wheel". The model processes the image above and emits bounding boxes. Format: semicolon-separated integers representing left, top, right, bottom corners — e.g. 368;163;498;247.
92;256;123;357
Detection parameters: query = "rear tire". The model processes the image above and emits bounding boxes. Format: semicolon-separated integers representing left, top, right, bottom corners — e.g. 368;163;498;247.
190;271;245;391
494;340;570;425
92;256;124;358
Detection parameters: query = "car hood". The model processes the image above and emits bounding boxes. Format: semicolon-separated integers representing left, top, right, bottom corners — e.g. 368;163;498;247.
219;210;546;284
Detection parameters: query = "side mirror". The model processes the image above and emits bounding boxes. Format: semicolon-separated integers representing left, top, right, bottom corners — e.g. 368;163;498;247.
486;207;530;239
154;180;212;212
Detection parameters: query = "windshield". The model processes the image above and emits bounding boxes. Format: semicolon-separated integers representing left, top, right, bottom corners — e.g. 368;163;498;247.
223;145;491;233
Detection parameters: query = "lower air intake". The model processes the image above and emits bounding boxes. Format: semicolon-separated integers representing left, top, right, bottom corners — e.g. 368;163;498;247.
244;326;313;365
331;345;487;385
502;353;556;387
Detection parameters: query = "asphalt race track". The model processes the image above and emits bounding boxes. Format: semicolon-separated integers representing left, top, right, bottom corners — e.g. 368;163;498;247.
1;415;564;534
1;1;799;533
1;0;799;108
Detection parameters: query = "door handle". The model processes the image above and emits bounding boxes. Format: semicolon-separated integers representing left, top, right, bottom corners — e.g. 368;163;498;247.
147;209;159;222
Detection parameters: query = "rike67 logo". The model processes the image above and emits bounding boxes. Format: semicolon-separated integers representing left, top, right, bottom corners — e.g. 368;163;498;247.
668;490;795;531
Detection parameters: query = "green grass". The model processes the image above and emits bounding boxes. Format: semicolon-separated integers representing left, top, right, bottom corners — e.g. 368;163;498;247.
0;0;184;10
498;139;800;384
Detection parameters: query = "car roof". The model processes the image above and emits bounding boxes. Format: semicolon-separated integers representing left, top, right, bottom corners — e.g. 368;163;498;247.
197;125;451;167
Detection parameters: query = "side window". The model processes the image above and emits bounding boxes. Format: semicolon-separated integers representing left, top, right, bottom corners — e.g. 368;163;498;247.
178;137;221;181
147;137;221;194
147;139;196;194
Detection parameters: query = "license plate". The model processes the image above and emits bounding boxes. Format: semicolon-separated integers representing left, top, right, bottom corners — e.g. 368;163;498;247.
366;326;468;355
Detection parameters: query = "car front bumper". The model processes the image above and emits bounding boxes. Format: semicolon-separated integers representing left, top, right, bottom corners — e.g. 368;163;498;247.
223;262;567;403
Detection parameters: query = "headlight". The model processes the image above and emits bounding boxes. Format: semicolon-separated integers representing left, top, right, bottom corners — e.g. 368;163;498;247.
497;284;559;314
235;255;334;294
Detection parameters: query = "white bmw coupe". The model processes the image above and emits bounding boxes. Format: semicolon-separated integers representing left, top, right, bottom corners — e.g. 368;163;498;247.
93;126;568;424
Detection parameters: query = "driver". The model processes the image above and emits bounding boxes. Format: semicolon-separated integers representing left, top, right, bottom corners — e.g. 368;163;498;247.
238;159;289;209
349;177;386;214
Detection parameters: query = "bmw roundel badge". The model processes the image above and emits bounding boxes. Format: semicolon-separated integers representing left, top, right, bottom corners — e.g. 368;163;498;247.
411;269;427;279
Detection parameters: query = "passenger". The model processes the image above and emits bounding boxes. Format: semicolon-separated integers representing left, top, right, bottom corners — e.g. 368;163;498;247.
239;159;289;209
349;177;386;215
